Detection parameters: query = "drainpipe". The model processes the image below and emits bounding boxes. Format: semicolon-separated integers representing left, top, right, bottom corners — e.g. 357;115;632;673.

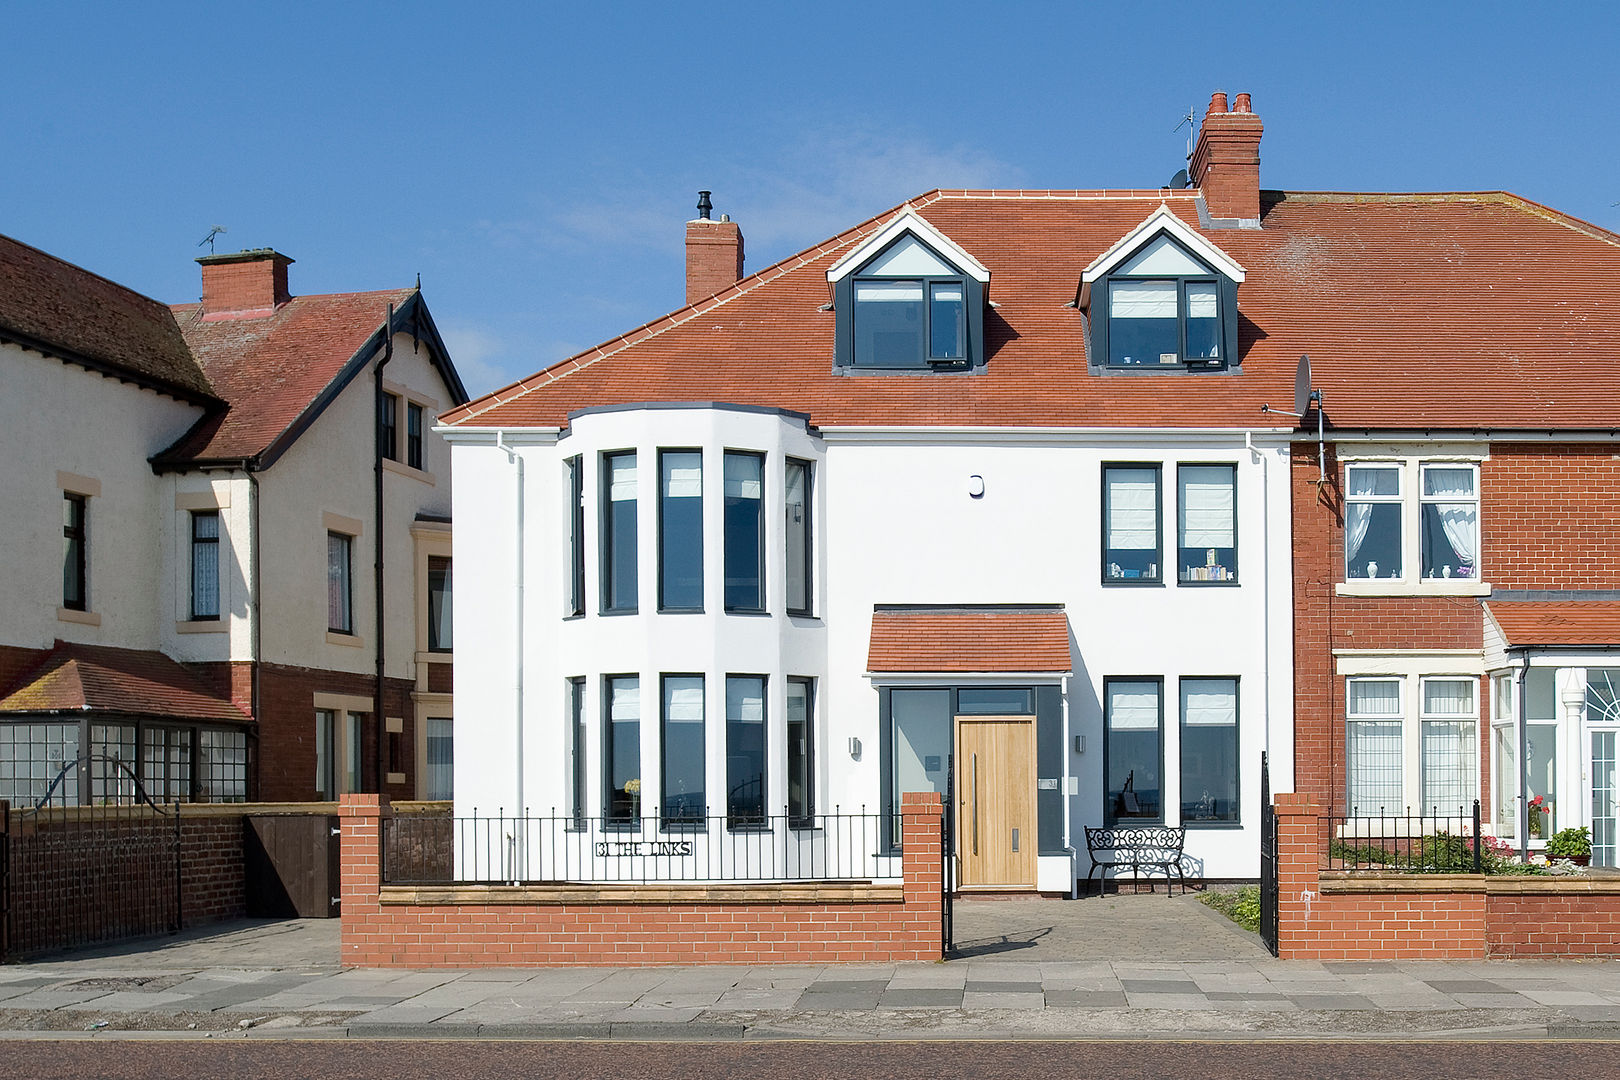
247;466;262;801
495;431;526;822
1247;431;1271;763
373;306;395;793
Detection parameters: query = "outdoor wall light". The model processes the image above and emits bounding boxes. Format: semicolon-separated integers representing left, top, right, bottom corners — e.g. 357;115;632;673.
967;474;985;498
1073;734;1085;754
848;737;862;759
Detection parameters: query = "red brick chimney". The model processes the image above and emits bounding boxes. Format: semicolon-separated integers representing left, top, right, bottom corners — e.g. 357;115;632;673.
685;191;744;304
196;249;294;319
1189;91;1264;223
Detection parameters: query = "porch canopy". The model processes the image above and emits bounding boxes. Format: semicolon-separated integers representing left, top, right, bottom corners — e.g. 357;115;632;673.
1486;600;1620;648
866;604;1072;675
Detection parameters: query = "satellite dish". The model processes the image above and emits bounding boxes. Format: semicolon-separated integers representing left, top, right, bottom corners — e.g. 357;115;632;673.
1294;355;1312;417
1168;169;1189;190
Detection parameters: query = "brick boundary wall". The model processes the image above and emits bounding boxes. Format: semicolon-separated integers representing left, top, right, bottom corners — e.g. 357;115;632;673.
339;792;945;968
1275;792;1620;959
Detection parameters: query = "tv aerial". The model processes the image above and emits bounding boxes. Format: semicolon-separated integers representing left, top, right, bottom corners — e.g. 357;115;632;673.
198;225;228;254
1261;355;1326;482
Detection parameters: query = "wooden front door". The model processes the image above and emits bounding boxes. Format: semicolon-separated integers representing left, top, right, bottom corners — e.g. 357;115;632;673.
954;716;1037;890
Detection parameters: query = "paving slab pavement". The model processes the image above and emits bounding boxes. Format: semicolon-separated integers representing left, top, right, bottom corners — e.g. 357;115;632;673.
7;908;1620;1041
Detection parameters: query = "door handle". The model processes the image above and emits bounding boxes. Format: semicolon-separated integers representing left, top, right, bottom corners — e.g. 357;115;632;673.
971;753;979;857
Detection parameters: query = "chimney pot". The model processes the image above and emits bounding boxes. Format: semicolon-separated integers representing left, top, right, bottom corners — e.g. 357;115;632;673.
1208;91;1228;116
1233;92;1252;114
696;190;713;220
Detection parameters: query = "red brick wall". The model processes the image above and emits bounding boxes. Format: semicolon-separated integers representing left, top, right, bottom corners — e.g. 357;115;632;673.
339;792;945;968
254;663;416;803
1484;445;1620;590
1274;793;1620;959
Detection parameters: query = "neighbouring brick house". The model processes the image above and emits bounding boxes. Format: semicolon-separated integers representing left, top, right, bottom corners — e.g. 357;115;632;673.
0;237;468;805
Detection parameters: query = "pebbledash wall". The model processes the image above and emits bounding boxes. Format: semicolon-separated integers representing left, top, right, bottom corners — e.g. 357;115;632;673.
1274;793;1620;960
338;792;945;967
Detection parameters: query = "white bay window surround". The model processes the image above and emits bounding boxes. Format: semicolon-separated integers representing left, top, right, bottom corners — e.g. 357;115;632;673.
1339;452;1485;596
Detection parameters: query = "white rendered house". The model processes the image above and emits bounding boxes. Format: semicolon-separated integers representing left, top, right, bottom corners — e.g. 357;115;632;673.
441;103;1304;891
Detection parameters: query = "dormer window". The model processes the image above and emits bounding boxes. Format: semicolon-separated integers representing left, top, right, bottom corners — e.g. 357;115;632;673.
1079;206;1245;374
827;211;990;372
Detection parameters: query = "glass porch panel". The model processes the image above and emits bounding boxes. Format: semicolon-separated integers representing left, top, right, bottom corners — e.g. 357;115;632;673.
1492;723;1516;839
1527;722;1557;838
892;688;950;844
1593;730;1618;867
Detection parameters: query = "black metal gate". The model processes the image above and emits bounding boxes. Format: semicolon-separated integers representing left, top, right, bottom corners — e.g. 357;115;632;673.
942;752;955;956
4;756;181;961
1258;750;1279;956
0;800;11;964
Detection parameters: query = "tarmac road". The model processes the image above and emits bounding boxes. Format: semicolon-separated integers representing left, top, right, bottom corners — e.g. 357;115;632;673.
0;1038;1616;1080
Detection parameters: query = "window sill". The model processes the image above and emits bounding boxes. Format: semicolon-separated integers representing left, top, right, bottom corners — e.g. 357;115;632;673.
57;606;101;627
1177;579;1240;588
382;457;435;485
1335;581;1491;598
1101;580;1165;588
327;630;365;648
1183;820;1244;830
415;650;453;664
175;619;227;635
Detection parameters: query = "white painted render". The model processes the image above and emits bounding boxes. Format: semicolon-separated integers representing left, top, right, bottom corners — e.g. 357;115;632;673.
446;403;1296;882
0;342;202;652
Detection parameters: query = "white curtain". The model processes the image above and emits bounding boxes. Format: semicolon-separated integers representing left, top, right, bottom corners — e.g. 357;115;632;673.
1108;470;1157;549
1424;467;1477;568
610;455;637;501
1109;682;1160;731
1109;280;1177;318
663;454;701;498
1422;678;1475;717
1183;680;1237;726
1348;678;1402;717
1180;467;1234;547
1344;466;1397;565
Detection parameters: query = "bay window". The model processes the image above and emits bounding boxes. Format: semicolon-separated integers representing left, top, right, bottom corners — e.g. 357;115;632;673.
787;677;814;827
1419;677;1477;813
604;675;640;822
1346;678;1404;812
785;459;812;615
726;675;766;826
660;674;705;826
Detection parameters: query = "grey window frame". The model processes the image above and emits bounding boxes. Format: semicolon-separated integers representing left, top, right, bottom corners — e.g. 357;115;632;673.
569;677;587;825
63;492;87;611
1101;463;1163;585
1103;676;1165;826
603;673;640;826
660;673;706;830
601;451;638;614
725;674;767;830
189;509;221;620
1089;233;1238;373
833;233;986;372
723;450;766;613
785;458;813;617
1179;676;1241;827
566;456;585;616
787;676;815;828
1176;463;1238;586
657;449;704;613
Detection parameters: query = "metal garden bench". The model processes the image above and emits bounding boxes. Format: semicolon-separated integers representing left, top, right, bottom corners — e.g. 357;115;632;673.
1083;825;1187;897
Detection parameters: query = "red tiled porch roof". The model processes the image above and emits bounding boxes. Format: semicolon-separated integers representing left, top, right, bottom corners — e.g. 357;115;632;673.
866;606;1072;674
0;641;250;723
1486;601;1620;648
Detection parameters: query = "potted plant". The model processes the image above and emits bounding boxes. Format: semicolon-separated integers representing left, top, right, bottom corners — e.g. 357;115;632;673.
1529;794;1550;839
1546;825;1592;866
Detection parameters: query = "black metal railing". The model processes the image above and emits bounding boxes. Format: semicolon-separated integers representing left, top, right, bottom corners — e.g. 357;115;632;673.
1258;751;1278;956
381;807;900;886
1326;800;1483;873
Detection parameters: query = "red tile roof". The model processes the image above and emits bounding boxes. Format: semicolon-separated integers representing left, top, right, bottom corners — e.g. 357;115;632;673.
866;607;1072;673
441;189;1620;433
1487;601;1620;648
157;290;414;464
0;233;215;401
0;641;251;722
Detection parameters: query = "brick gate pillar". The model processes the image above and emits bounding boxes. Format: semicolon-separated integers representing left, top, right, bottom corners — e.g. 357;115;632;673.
339;793;391;967
900;790;945;959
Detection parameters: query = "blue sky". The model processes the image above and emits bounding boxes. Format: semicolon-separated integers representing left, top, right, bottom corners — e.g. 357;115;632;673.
6;1;1618;397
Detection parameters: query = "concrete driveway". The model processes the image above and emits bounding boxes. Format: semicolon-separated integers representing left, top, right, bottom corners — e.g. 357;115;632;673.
949;891;1270;961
